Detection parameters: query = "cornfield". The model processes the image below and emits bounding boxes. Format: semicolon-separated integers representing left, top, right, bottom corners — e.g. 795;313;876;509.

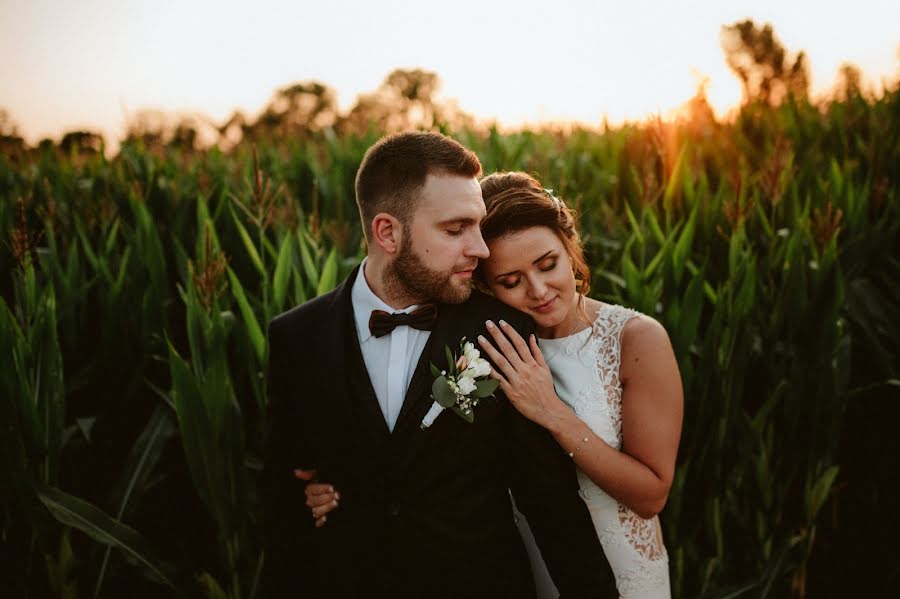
1;86;898;598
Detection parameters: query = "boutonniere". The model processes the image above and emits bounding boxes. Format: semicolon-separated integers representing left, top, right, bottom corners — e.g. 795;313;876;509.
420;338;500;429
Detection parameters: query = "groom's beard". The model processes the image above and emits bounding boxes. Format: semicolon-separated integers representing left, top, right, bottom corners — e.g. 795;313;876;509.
386;236;475;305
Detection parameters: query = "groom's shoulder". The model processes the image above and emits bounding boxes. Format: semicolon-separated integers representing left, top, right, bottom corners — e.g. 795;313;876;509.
268;287;340;337
459;290;534;332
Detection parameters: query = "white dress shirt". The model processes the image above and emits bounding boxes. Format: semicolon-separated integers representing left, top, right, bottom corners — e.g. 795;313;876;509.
351;259;431;432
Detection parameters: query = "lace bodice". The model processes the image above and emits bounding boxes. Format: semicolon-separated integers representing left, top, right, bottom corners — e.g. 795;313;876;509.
538;304;670;598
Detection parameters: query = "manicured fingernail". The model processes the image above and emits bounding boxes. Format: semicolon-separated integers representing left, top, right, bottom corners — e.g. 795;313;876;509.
499;319;508;327
332;500;338;507
485;320;495;329
477;335;486;343
321;515;326;523
334;491;340;500
329;486;334;493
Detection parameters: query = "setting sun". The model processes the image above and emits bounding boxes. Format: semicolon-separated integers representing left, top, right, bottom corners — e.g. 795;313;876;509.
0;0;897;144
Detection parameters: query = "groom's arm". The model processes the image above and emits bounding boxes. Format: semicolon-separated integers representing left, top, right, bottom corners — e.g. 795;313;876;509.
261;318;319;598
503;314;617;598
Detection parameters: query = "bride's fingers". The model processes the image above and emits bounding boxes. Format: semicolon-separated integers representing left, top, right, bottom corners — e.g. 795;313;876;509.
478;334;515;378
293;468;318;481
311;498;339;519
498;320;535;364
487;364;509;387
529;334;548;368
303;482;334;496
485;320;522;369
306;491;337;508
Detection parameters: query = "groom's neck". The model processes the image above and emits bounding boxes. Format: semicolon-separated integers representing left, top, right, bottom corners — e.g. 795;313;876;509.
363;256;422;310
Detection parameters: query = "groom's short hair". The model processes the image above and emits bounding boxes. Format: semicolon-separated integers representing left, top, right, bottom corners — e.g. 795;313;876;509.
355;131;482;243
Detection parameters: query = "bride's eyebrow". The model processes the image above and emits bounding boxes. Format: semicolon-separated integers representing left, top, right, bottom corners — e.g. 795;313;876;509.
494;250;555;279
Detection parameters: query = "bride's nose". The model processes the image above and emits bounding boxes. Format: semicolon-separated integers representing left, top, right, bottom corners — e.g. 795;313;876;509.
525;275;548;300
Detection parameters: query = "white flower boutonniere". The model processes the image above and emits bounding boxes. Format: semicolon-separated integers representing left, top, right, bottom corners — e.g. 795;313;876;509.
420;338;499;429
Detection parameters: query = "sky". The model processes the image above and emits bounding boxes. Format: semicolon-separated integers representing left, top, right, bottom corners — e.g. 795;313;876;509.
0;0;897;145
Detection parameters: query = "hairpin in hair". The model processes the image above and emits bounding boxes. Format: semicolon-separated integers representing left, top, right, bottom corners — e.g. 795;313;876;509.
544;188;563;211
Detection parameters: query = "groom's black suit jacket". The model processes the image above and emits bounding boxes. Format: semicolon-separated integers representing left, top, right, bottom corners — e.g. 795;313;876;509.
262;266;615;598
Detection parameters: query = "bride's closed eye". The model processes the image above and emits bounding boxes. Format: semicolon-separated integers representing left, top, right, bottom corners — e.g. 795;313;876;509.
499;262;558;290
538;259;558;272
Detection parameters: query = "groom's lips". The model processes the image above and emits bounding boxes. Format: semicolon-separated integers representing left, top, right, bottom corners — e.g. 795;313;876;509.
453;264;478;279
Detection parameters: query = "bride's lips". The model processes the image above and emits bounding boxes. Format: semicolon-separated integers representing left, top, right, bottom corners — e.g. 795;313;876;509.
532;297;556;314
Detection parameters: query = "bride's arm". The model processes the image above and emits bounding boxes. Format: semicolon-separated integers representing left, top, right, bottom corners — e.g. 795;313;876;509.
479;316;682;520
544;316;683;519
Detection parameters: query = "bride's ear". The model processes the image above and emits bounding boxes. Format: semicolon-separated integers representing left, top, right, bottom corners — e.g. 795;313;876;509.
371;212;403;255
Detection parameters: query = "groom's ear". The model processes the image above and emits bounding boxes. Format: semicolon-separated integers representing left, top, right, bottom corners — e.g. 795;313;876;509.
371;212;403;255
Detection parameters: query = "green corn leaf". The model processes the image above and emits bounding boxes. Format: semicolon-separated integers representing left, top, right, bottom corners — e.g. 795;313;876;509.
644;232;674;279
227;268;266;364
621;242;641;297
104;220;121;256
807;465;840;521
735;260;757;317
95;405;176;598
231;210;266;278
111;248;132;296
623;202;644;244
644;208;667;245
672;204;698;284
292;265;308;305
167;340;226;528
197;572;229;599
674;268;705;355
36;482;176;588
76;220;100;270
272;235;292;311
297;231;320;289
663;145;687;215
316;248;339;296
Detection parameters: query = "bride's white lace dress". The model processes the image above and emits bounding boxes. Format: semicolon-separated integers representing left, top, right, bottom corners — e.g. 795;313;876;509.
514;304;671;598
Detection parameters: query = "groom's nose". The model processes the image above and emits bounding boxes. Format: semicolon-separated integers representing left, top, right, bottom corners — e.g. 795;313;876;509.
466;229;490;259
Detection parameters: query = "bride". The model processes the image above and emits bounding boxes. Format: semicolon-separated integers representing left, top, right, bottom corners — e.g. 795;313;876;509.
303;172;683;598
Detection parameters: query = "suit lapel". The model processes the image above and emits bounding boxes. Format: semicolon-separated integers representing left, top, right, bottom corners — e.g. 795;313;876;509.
392;302;459;440
336;267;391;446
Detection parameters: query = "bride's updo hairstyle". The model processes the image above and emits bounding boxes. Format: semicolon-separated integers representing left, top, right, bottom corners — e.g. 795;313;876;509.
478;171;591;298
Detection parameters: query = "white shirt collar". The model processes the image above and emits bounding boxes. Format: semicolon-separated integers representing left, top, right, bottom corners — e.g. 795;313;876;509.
351;258;421;343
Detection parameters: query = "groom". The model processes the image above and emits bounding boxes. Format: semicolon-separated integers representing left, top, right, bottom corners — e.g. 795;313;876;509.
262;131;614;598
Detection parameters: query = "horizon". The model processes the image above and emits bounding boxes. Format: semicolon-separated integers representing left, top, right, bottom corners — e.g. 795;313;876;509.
1;0;897;146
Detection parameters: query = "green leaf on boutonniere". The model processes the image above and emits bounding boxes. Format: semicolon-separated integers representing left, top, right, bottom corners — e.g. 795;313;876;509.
432;376;456;408
473;379;499;398
444;345;456;375
430;362;441;378
450;404;475;424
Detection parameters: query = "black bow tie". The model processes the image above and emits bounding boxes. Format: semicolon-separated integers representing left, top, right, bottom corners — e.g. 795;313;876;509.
368;304;438;338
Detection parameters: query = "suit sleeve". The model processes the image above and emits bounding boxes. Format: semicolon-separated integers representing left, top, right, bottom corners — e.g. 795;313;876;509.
260;319;320;598
504;313;618;598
